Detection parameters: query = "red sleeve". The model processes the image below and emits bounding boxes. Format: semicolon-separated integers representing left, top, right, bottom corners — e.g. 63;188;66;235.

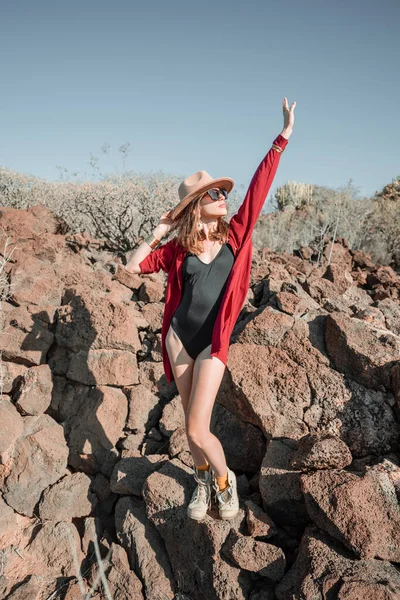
228;133;289;252
138;238;176;274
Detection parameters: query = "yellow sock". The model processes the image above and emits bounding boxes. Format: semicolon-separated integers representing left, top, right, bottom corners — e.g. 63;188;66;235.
216;470;229;491
196;461;210;471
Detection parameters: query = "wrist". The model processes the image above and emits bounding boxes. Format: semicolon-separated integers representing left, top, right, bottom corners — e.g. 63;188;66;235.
153;227;166;240
144;228;166;250
280;127;293;140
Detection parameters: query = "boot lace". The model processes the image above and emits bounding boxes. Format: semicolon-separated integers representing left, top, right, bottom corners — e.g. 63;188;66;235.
216;485;234;506
193;481;209;502
193;469;210;502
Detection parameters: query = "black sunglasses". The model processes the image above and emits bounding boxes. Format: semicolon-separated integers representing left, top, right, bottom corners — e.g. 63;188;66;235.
201;187;229;202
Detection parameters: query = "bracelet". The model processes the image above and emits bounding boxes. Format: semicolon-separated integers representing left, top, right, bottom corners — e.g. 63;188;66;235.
271;143;284;153
145;233;163;249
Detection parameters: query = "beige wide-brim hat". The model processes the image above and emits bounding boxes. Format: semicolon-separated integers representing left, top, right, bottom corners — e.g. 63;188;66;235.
169;169;235;221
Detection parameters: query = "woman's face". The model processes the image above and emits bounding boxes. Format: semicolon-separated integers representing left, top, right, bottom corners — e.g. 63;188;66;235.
198;188;228;220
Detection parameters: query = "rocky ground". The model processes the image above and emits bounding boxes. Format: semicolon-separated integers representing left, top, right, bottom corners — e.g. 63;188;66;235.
0;204;399;600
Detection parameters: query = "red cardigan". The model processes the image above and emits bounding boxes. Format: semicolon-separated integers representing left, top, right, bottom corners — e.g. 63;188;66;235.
139;133;289;384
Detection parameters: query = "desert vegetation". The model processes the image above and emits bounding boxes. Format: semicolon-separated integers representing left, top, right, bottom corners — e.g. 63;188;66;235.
1;145;398;270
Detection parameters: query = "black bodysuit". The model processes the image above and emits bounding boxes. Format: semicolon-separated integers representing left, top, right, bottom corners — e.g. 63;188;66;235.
170;242;235;359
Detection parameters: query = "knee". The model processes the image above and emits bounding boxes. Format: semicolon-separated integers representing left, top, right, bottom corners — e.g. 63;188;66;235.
185;422;210;448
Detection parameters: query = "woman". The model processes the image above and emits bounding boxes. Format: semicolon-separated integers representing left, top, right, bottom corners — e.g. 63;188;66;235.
125;97;296;521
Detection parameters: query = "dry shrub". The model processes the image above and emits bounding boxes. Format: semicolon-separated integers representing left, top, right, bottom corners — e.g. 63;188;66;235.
366;179;400;267
0;160;398;268
0;166;183;252
255;177;400;269
0;164;244;255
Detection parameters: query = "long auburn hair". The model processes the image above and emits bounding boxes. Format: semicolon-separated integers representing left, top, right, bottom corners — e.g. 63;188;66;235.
169;192;230;255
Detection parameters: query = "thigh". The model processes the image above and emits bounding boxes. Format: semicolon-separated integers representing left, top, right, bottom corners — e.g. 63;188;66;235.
186;343;226;432
165;324;194;414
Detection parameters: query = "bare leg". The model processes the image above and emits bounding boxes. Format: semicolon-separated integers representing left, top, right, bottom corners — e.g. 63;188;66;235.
165;325;208;466
185;343;228;477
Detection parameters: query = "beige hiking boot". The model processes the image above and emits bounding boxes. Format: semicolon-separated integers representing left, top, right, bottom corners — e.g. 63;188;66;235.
212;467;239;520
187;465;213;521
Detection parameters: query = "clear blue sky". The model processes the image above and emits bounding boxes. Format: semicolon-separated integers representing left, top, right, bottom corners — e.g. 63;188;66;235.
1;0;399;202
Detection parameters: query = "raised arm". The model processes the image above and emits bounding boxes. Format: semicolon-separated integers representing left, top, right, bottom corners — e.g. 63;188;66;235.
228;97;295;253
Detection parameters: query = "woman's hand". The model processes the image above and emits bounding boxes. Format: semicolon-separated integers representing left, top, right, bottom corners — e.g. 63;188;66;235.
153;210;176;239
282;96;296;132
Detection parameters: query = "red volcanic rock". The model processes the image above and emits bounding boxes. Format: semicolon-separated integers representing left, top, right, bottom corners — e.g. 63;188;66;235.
2;203;400;598
140;300;165;331
0;302;54;365
298;245;313;260
392;362;400;409
0;361;27;394
367;265;400;289
23;521;83;578
325;312;400;391
222;530;286;580
0;521;84;598
259;438;310;528
366;265;400;301
54;290;142;353
9;255;65;306
168;425;190;458
64;384;128;474
353;306;387;328
110;453;169;496
322;240;353;268
376;297;400;335
275;290;313;316
351;249;376;270
211;401;267;472
38;471;98;520
138;273;167;303
2;577;42;599
289;431;353;470
159;394;185;437
341;284;374;311
14;364;53;415
323;262;354;294
67;347;139;386
115;496;175;600
302;359;398;457
0;494;20;550
2;414;69;517
245;498;278;538
275;525;400;599
303;276;344;304
126;382;163;433
221;343;310;440
114;262;143;289
300;468;400;560
0;400;24;455
0;205;63;239
92;542;145;600
236;306;296;347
